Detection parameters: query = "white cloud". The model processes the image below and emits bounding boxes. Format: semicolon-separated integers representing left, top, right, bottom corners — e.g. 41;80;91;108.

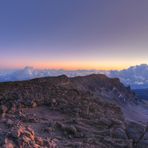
0;64;148;89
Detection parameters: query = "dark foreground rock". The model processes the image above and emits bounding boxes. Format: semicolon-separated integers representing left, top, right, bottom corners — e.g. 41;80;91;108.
0;74;147;148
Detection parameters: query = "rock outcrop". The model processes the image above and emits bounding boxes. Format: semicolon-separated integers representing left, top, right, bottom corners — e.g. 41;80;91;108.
0;74;147;148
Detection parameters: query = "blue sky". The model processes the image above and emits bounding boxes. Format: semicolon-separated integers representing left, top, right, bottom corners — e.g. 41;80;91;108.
0;0;148;69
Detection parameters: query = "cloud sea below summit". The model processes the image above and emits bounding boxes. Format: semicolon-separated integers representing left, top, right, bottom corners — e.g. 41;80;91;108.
0;64;148;89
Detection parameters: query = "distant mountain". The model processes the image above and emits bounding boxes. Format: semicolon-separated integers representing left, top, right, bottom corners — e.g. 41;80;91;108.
0;64;148;89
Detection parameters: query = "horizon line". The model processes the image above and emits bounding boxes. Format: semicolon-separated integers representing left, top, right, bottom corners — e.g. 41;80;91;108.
0;63;147;71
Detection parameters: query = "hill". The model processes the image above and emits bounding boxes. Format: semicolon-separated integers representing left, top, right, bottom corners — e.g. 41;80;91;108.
0;74;147;148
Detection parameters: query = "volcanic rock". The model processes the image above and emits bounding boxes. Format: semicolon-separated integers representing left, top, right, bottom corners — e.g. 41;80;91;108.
0;74;146;147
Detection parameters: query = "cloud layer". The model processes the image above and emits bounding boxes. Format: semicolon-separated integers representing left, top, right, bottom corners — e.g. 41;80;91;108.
0;64;148;89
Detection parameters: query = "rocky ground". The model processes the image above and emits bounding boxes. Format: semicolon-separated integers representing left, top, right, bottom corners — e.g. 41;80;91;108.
0;74;147;148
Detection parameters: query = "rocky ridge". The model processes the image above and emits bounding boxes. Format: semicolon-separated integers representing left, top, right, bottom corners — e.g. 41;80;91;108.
0;74;147;148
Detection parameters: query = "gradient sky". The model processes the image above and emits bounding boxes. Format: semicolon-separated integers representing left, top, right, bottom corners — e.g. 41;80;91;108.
1;0;148;70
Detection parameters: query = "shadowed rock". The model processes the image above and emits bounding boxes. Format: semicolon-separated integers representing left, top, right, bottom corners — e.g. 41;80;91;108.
0;74;146;147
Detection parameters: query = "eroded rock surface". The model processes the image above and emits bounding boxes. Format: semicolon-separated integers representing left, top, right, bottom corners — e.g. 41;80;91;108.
0;74;147;148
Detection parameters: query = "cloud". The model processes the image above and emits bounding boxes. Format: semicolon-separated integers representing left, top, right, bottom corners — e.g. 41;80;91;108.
0;64;148;89
0;66;107;81
109;64;148;89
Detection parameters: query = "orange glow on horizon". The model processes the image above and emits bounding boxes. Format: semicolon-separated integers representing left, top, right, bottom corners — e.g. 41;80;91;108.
7;63;130;71
28;61;134;70
1;60;146;71
34;65;127;71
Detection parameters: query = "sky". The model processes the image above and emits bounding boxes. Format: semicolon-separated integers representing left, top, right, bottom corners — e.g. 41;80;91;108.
0;0;148;70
